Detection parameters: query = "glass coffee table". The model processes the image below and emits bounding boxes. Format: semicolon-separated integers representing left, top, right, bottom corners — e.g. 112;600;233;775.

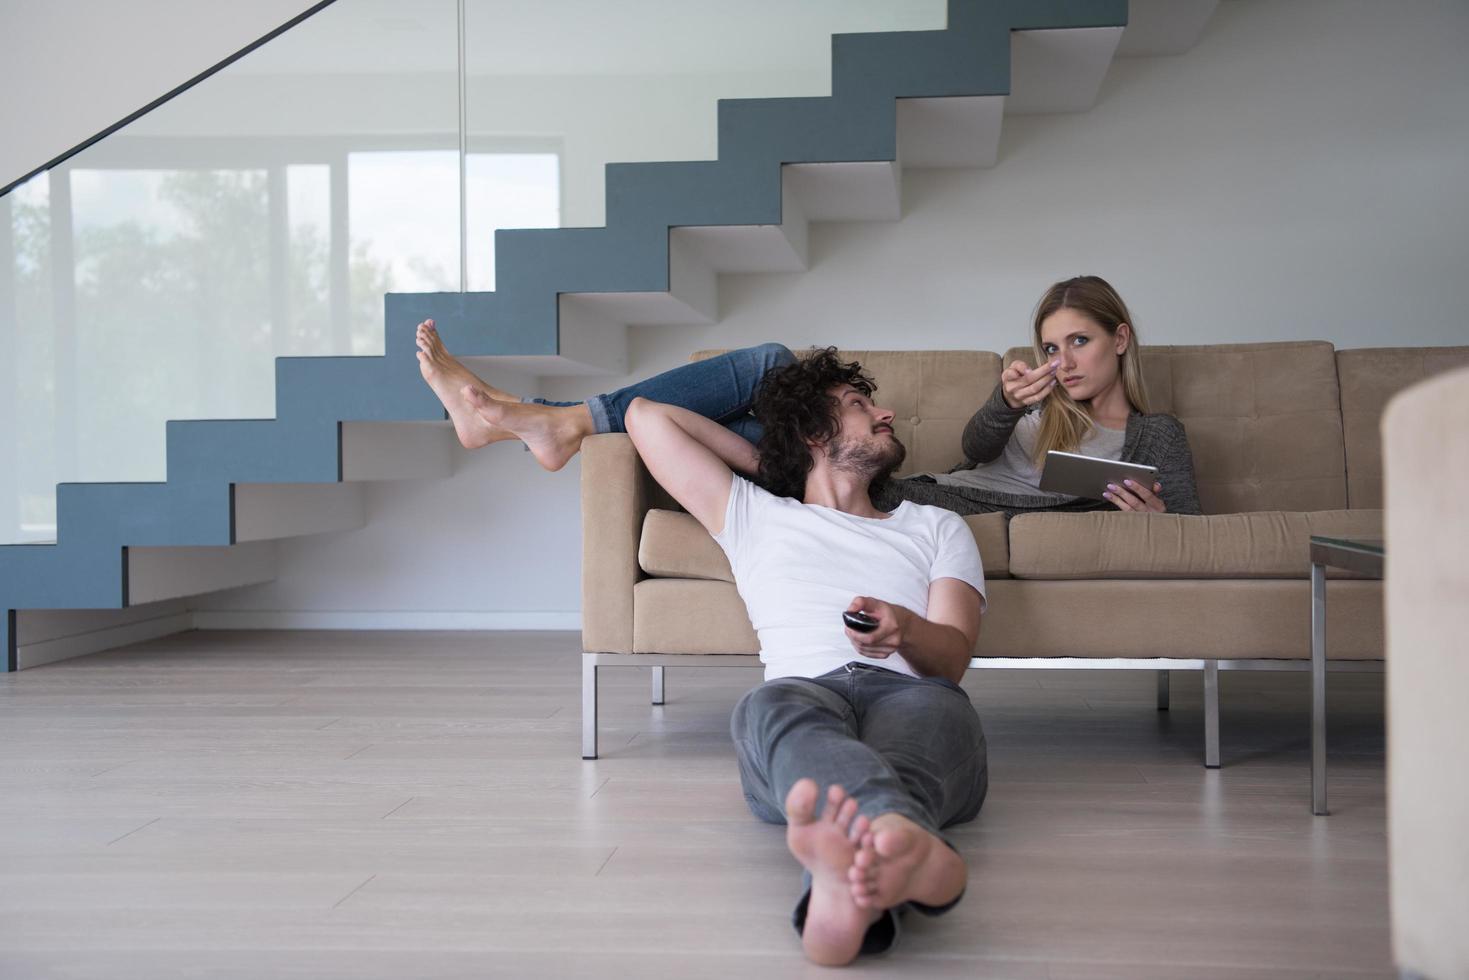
1309;535;1385;816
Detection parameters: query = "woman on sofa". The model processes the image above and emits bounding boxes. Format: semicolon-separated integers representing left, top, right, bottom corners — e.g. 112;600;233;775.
415;275;1199;515
873;275;1201;516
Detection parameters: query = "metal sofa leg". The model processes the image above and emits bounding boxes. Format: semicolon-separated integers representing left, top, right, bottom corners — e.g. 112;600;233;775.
1203;659;1220;768
651;665;665;705
1156;669;1170;711
582;655;599;760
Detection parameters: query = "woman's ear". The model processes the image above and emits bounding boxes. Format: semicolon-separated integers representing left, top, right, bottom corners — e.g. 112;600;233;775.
1115;323;1131;355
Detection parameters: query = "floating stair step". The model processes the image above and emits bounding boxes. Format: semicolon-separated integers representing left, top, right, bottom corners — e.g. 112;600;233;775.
275;356;442;422
896;96;1005;169
783;161;902;223
166;417;341;484
670;200;809;275
829;26;1006;103
568;239;717;327
718;95;897;170
604;160;780;230
56;482;232;548
1118;0;1219;57
456;293;633;378
14;603;193;670
341;422;454;481
233;483;365;542
0;541;125;609
496;225;672;297
1008;27;1124;115
126;541;275;605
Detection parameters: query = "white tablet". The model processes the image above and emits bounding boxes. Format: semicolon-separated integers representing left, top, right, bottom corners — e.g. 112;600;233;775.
1038;451;1159;502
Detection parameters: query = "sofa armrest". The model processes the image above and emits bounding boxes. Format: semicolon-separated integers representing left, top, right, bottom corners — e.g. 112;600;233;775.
581;433;656;654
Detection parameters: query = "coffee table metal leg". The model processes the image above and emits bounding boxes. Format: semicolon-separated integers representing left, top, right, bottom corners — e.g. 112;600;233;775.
1311;561;1328;815
1203;660;1220;768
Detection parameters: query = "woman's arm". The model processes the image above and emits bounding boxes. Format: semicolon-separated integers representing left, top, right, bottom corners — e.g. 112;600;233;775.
1145;416;1202;515
959;381;1029;465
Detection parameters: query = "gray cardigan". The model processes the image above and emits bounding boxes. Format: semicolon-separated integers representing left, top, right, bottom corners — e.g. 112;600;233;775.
873;383;1203;517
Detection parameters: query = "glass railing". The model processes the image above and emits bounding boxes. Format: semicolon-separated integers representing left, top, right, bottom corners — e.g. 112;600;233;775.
1;0;945;544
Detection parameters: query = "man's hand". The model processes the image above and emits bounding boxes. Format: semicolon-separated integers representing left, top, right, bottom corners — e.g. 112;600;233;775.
1103;478;1167;513
844;579;982;684
1001;359;1059;409
843;596;910;659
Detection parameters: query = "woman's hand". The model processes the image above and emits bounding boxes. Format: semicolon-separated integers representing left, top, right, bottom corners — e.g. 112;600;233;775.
1104;479;1167;513
843;597;911;659
1001;359;1060;409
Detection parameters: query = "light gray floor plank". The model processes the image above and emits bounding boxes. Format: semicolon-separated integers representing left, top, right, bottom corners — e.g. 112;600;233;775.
0;630;1392;978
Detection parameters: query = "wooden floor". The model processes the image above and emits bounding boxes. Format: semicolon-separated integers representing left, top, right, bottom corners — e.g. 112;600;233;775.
0;630;1392;979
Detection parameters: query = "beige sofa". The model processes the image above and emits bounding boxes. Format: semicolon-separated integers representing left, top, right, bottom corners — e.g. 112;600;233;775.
580;341;1469;761
1384;365;1469;980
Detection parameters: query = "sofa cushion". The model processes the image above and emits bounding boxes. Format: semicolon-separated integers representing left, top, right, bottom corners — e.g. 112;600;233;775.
638;508;1011;581
695;349;1002;478
1007;509;1382;579
1336;346;1469;508
639;509;735;583
1005;341;1348;514
631;577;1384;660
978;578;1383;660
633;578;759;655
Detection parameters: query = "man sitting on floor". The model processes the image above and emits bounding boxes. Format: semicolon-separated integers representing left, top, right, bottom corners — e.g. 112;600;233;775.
619;348;989;964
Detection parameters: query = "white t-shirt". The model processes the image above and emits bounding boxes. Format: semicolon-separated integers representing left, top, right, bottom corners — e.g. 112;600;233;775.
713;474;987;681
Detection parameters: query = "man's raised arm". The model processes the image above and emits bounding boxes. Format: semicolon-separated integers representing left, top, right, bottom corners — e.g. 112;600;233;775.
623;397;760;536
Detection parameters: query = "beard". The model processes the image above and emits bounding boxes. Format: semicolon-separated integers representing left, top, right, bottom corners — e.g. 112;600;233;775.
826;430;907;484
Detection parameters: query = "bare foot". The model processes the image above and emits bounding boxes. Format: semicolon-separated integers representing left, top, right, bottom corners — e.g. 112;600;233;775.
848;813;967;913
414;319;521;449
464;386;593;473
784;779;882;966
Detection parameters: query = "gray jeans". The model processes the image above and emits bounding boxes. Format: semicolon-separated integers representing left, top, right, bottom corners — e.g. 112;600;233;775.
729;662;989;955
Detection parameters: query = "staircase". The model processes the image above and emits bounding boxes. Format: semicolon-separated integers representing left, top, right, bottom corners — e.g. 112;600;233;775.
0;0;1217;670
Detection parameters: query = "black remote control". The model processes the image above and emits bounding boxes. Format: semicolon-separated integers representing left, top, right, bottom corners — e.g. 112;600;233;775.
842;610;880;633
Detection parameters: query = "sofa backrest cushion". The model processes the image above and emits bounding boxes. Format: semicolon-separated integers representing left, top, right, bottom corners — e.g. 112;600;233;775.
638;507;1012;581
1005;341;1347;514
1337;346;1469;508
695;349;1003;479
1008;509;1381;580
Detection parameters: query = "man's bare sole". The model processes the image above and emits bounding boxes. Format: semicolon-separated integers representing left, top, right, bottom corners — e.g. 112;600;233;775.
848;813;967;912
414;319;521;450
465;386;592;473
784;779;880;966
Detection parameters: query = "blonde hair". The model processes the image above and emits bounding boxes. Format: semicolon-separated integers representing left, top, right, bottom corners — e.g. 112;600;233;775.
1029;276;1150;465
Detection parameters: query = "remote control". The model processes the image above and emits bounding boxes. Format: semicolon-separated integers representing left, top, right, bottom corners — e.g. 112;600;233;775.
842;610;880;633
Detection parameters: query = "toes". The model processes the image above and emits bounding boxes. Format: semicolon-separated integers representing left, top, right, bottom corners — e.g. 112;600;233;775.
873;827;913;860
822;784;846;824
848;814;870;844
784;779;819;825
834;797;859;835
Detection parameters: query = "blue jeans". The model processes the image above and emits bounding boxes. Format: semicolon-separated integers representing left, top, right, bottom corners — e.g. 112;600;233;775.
527;342;796;442
730;663;989;955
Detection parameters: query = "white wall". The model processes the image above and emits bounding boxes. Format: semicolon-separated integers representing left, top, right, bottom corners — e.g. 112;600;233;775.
190;0;1469;628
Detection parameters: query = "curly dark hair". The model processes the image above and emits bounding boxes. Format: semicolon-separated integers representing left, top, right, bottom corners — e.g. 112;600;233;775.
752;346;880;499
